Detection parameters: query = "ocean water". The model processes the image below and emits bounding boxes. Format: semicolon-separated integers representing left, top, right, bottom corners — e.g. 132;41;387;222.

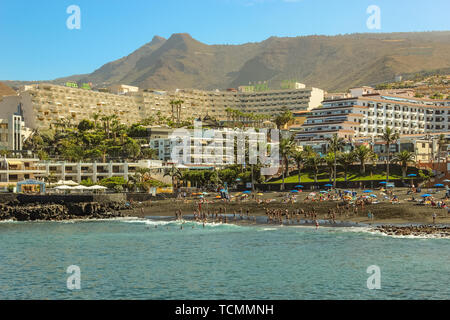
0;217;449;300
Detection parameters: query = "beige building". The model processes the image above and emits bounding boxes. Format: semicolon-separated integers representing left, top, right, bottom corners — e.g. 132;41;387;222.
0;157;45;190
0;83;324;130
0;158;169;191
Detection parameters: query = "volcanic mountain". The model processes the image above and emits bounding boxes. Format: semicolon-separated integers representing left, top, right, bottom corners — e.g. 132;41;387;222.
8;31;450;92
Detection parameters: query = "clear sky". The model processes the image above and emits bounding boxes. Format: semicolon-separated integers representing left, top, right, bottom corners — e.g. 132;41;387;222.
0;0;449;81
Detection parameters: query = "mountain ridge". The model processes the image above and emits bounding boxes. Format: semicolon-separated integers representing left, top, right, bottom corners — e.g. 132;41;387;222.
5;31;450;92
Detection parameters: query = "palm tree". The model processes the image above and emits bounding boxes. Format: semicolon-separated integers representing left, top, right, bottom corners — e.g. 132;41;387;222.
338;152;356;185
42;173;58;188
302;145;315;157
97;143;109;163
291;150;307;183
101;115;114;138
354;145;373;174
274;108;293;130
393;150;415;180
324;152;336;183
279;138;295;190
170;100;184;124
369;153;379;179
380;127;399;182
164;165;183;190
306;152;323;183
128;168;153;191
437;134;447;174
326;133;345;188
92;112;101;128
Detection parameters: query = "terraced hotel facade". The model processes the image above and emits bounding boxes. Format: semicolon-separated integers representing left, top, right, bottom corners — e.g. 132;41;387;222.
297;94;450;142
0;83;324;130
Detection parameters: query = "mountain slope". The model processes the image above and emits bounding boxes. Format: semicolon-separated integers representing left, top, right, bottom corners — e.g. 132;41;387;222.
8;31;450;92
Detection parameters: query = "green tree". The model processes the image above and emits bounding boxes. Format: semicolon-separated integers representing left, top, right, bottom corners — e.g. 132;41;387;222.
306;152;323;183
92;112;101;128
37;150;49;160
164;166;183;189
326;133;345;188
80;178;95;187
122;138;141;160
324;152;336;183
169;100;184;124
218;168;239;186
77;119;94;132
380;127;400;182
279;138;295;190
99;176;127;190
354;145;374;174
274;108;294;130
338;152;356;185
141;148;159;160
291;150;307;183
437;134;447;174
393;150;415;180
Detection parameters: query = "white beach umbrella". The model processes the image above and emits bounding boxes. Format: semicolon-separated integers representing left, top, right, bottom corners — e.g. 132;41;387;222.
63;180;79;186
54;185;72;190
72;185;89;190
88;185;108;190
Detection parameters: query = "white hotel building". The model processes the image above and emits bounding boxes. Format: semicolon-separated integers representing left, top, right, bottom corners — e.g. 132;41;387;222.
148;127;278;166
0;158;167;191
296;94;450;142
0;83;324;131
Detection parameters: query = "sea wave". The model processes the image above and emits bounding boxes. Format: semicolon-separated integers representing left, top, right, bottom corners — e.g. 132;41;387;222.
120;218;174;226
330;226;450;239
261;227;278;231
120;218;250;231
0;219;20;224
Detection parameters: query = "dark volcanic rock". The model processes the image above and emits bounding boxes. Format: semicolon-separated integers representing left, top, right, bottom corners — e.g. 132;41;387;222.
0;201;128;221
374;225;450;237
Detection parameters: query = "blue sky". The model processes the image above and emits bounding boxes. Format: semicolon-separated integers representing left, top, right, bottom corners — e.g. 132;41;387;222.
0;0;449;81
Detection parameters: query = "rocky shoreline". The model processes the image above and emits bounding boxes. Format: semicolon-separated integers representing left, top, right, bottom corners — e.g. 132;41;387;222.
373;225;450;237
0;200;129;221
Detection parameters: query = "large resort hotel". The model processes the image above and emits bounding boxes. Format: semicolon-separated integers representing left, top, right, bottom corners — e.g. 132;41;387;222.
296;94;450;142
0;83;324;130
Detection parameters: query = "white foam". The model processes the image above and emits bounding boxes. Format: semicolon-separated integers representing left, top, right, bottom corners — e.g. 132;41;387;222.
259;227;278;231
0;219;19;224
120;218;174;226
331;225;450;239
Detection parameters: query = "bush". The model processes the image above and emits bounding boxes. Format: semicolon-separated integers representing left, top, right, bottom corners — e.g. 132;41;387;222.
80;178;95;187
99;176;127;189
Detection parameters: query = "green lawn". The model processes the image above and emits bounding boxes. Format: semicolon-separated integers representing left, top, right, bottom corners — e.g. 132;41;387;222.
268;171;404;184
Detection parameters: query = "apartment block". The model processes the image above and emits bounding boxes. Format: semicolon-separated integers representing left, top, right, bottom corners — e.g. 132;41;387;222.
296;94;450;142
0;158;167;191
1;83;324;130
148;127;278;166
36;160;165;183
0;158;45;189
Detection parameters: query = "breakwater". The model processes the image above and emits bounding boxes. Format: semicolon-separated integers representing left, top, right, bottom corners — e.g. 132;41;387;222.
374;225;450;237
0;194;129;221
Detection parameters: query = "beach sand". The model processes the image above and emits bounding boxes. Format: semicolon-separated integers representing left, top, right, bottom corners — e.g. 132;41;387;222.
122;188;450;225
